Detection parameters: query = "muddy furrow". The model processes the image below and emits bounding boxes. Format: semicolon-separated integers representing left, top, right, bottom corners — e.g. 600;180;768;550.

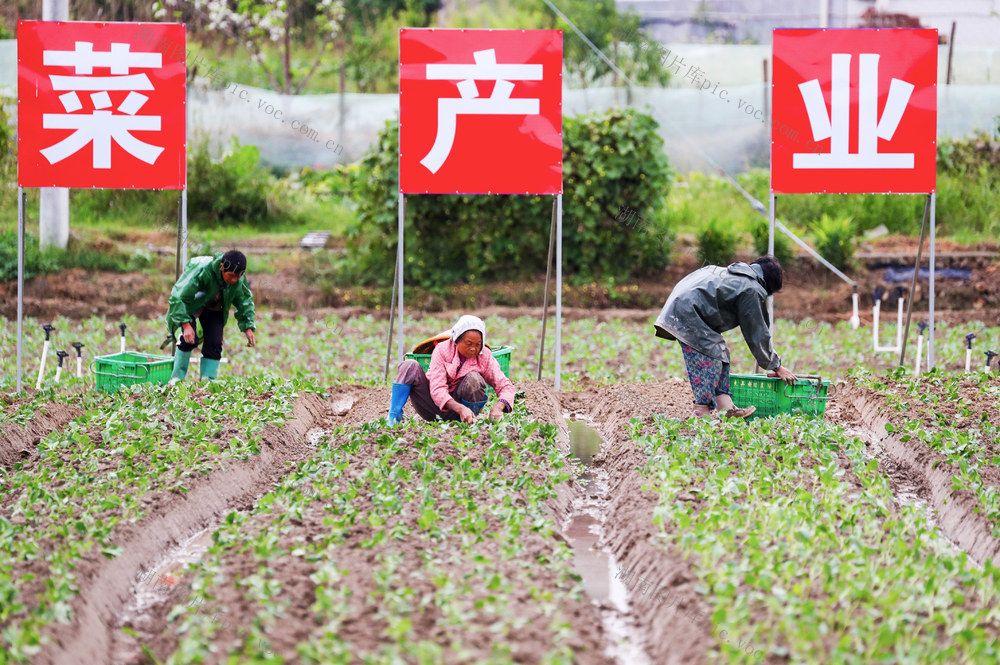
35;392;333;665
562;380;717;665
1;402;82;471
118;381;609;664
839;383;1000;568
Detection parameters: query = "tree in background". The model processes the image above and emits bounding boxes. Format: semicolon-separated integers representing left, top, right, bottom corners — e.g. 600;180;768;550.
529;0;671;89
340;0;441;93
153;0;439;94
154;0;348;94
447;0;671;90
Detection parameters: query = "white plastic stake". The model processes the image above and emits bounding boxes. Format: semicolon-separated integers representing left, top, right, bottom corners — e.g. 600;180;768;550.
849;289;860;329
71;342;84;378
915;333;924;374
54;364;63;383
35;341;49;389
965;333;977;373
872;300;880;352
35;324;56;389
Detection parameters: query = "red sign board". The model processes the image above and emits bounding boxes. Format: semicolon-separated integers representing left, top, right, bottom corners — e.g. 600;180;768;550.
399;29;563;195
771;29;937;194
17;21;186;189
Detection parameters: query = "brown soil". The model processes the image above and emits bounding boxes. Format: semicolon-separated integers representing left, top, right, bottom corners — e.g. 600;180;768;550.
835;382;1000;568
112;384;605;665
3;248;998;322
30;393;333;665
571;381;721;665
0;399;81;470
13;373;1000;664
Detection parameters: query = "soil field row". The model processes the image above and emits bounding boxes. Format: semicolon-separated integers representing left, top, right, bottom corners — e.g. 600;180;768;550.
2;375;1000;664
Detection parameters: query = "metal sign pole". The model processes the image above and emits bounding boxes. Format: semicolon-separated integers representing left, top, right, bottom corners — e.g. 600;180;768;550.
928;192;936;370
767;192;776;335
181;188;188;269
555;193;562;391
16;187;26;394
898;194;931;367
397;192;405;363
537;198;557;380
175;193;183;280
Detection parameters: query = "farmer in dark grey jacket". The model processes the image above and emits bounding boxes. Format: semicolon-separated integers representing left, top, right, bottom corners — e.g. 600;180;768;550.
654;256;796;419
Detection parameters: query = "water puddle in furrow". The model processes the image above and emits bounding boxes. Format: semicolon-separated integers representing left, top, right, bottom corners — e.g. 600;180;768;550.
110;525;218;665
563;416;653;665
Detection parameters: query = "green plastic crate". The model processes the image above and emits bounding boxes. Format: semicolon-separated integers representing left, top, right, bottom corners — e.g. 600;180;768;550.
405;345;512;378
731;373;833;418
93;351;174;392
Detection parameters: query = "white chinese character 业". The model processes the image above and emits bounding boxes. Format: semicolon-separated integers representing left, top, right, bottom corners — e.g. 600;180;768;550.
41;41;165;169
795;53;914;169
420;48;542;174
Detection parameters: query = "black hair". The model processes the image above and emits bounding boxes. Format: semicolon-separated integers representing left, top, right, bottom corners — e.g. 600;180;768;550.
221;250;247;276
752;255;783;295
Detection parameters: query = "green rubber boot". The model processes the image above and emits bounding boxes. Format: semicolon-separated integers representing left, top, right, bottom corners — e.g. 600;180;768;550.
200;357;220;381
169;349;192;384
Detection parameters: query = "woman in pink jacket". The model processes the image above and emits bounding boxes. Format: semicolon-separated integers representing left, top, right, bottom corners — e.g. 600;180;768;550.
388;315;516;425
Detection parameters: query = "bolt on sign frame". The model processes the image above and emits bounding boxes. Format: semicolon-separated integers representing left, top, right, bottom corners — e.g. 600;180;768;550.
770;28;938;369
15;21;188;393
397;28;565;388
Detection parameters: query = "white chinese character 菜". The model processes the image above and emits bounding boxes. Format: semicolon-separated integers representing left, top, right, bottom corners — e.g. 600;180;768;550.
420;49;542;174
795;53;915;170
41;41;165;169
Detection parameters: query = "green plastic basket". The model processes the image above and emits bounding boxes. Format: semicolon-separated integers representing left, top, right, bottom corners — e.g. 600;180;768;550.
405;345;512;378
730;373;833;418
93;351;174;392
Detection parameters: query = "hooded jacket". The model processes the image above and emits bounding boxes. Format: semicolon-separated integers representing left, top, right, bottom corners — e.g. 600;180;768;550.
166;254;256;336
653;262;781;370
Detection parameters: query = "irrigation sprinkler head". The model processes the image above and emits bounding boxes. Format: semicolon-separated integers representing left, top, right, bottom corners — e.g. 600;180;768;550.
119;323;127;336
873;286;883;303
965;333;977;349
853;284;858;294
42;324;55;340
893;286;905;301
984;350;998;370
71;342;84;356
55;350;68;367
918;321;929;335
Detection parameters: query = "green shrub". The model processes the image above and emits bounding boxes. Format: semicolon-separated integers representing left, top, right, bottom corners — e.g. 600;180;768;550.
0;232;59;282
751;219;795;266
811;213;855;270
186;137;275;226
0;232;147;282
696;216;740;266
736;169;923;236
936;130;1000;239
341;108;673;287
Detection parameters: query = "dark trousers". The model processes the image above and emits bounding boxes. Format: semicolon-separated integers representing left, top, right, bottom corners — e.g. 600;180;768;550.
395;359;487;421
177;309;224;360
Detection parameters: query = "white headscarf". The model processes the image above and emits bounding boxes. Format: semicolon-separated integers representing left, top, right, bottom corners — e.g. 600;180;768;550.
450;314;486;349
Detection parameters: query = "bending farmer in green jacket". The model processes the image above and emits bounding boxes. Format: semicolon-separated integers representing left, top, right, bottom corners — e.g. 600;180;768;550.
166;250;256;382
654;256;795;419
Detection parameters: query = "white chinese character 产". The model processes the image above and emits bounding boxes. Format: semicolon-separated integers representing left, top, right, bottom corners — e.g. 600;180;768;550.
420;49;542;174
